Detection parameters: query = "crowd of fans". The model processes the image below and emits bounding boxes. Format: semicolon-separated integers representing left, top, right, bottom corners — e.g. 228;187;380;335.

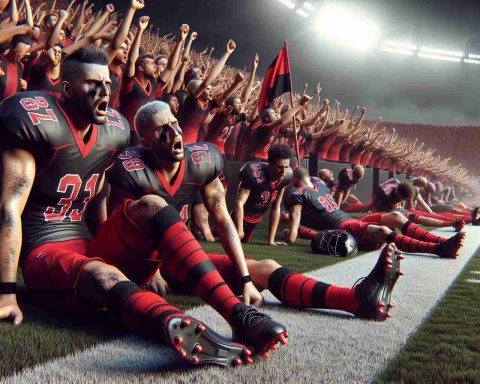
0;0;478;199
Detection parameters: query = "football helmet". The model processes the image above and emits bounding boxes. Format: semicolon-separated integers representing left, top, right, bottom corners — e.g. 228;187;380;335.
310;229;358;257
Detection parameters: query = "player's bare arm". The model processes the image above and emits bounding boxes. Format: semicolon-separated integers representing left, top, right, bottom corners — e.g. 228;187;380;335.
284;203;302;244
268;187;286;246
202;177;263;306
0;147;35;325
232;183;250;240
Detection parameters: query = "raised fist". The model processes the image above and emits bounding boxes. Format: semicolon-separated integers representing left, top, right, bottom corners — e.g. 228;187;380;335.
59;9;68;19
253;53;259;67
131;0;145;11
191;31;198;41
300;95;312;106
138;15;149;30
235;72;245;82
105;3;114;13
180;24;190;39
226;39;236;53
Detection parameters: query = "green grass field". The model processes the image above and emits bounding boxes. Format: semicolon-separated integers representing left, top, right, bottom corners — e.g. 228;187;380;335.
376;247;480;383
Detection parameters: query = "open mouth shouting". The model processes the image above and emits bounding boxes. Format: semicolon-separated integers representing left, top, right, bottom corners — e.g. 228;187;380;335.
95;99;109;117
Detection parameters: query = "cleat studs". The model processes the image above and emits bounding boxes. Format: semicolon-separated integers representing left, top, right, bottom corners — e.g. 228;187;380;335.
181;318;192;327
192;356;200;364
174;336;183;345
246;357;254;365
377;301;385;308
179;350;187;359
285;332;289;338
233;357;243;366
386;263;393;269
278;334;288;345
386;313;392;318
388;303;395;309
260;352;270;359
196;324;206;333
398;271;404;276
271;344;278;351
243;349;252;357
193;344;203;354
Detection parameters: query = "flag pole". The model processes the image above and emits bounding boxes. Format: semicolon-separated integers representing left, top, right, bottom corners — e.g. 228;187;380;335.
284;41;301;168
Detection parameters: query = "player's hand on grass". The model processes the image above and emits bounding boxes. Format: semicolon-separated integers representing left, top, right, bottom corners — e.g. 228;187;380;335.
238;228;245;240
143;270;171;297
242;282;264;306
0;294;23;326
269;241;288;246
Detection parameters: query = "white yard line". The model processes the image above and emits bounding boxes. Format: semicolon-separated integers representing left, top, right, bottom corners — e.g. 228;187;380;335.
5;227;479;384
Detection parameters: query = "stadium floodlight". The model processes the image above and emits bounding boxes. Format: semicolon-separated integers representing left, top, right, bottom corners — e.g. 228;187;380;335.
296;8;310;17
302;1;315;11
381;46;415;56
383;40;417;51
464;58;480;65
418;52;462;63
316;3;379;50
420;46;464;58
276;0;295;10
468;53;480;59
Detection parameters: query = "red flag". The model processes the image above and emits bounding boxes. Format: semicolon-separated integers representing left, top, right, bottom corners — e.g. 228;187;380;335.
258;42;292;113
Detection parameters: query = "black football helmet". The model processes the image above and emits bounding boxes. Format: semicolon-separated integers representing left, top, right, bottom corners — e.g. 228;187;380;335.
310;229;358;257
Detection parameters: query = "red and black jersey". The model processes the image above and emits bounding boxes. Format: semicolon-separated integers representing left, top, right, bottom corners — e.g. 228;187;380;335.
119;76;159;130
239;161;292;223
27;63;61;98
336;168;358;193
326;138;344;162
373;178;401;211
251;124;280;160
204;110;246;154
178;95;221;145
284;177;351;230
108;64;123;110
107;142;223;222
0;91;130;257
0;55;24;100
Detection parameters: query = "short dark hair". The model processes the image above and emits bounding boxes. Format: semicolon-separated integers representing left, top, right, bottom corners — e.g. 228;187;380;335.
155;55;168;65
44;14;58;25
268;144;292;164
61;46;109;81
11;34;32;48
397;181;415;199
136;53;155;70
161;94;178;104
185;68;200;84
226;96;240;107
293;167;309;180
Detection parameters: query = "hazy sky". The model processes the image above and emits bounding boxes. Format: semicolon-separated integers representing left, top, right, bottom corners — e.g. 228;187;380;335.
103;0;480;126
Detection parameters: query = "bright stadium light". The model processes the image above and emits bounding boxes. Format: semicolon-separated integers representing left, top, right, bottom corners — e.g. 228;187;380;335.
381;46;415;56
276;0;295;10
383;40;417;51
316;3;379;50
468;53;480;59
464;58;480;65
302;1;315;11
420;46;464;58
296;8;310;17
418;52;462;63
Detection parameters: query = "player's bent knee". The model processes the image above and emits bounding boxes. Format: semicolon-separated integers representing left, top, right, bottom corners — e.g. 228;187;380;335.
127;195;169;222
78;261;128;306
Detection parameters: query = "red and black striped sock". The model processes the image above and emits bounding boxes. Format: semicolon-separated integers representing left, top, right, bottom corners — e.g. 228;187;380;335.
401;220;446;243
268;267;359;313
152;206;241;323
108;281;184;338
298;227;317;240
387;232;437;253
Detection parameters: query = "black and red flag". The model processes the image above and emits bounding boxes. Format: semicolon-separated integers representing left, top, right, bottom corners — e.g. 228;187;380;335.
258;42;292;113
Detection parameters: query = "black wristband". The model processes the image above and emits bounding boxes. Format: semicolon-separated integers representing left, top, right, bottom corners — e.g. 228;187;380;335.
0;282;17;294
240;275;252;284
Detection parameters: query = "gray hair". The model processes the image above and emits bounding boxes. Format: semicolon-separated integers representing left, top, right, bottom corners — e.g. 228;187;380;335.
134;100;171;138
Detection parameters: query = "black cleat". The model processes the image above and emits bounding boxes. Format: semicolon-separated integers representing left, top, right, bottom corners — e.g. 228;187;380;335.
231;304;288;357
453;220;465;232
435;232;465;259
164;316;253;367
353;243;403;321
